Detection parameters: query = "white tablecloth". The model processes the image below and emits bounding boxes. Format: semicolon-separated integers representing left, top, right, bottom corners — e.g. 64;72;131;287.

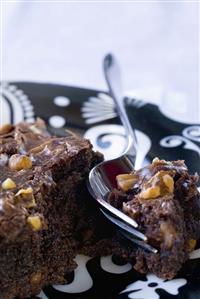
2;1;200;123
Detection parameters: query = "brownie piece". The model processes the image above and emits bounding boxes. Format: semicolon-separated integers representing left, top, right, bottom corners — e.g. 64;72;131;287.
0;120;113;299
108;158;200;279
1;120;199;298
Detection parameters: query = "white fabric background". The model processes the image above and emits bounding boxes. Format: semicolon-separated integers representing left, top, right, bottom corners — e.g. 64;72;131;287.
2;1;200;122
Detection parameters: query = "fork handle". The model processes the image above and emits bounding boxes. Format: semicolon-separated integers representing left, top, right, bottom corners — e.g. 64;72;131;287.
103;54;138;158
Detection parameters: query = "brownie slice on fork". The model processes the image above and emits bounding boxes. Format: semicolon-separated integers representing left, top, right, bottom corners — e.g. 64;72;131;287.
108;158;200;279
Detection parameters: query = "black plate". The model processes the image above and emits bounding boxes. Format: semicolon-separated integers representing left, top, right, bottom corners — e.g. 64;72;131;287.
1;82;200;299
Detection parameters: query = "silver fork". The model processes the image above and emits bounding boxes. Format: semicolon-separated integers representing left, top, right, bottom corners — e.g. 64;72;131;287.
88;54;158;253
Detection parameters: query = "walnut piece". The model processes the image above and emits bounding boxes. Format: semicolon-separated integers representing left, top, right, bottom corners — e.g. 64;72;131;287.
160;222;176;248
152;157;171;165
139;171;174;200
2;178;16;190
116;173;138;191
188;239;196;251
15;187;36;208
0;124;13;135
163;174;174;193
30;125;42;134
140;186;160;199
9;154;32;171
152;157;160;164
27;215;42;231
30;272;42;284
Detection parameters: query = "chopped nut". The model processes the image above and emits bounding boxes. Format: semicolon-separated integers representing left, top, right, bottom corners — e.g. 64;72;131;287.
9;154;32;171
188;239;196;251
30;272;42;284
163;174;174;193
140;186;160;199
139;171;174;200
15;187;33;196
30;125;41;134
116;173;138;191
15;187;36;208
27;215;42;231
160;222;176;248
0;124;13;135
152;157;160;164
29;140;51;154
2;178;16;190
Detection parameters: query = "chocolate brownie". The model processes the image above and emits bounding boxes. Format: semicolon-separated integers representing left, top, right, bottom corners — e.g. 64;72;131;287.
108;158;200;279
1;120;199;298
0;120;113;299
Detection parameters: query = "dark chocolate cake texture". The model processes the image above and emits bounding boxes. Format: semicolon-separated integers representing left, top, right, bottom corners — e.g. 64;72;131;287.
0;120;200;299
108;158;200;279
0;120;112;299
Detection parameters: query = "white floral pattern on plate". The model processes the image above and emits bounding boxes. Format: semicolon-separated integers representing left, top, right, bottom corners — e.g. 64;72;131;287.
120;274;187;299
81;93;117;124
0;82;35;124
84;124;151;168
